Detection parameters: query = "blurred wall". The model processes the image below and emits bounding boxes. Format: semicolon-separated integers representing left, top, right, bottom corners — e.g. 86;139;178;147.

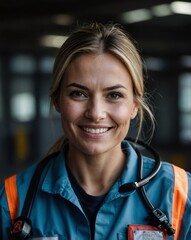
0;1;191;183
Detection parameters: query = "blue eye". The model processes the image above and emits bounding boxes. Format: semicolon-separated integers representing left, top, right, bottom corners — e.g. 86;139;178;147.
108;92;123;100
69;90;87;98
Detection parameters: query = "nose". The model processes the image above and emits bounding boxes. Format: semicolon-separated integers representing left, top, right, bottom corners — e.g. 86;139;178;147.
84;97;106;122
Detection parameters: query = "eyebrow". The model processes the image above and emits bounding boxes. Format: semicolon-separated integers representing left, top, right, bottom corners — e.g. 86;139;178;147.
66;83;89;90
104;84;127;91
66;83;127;91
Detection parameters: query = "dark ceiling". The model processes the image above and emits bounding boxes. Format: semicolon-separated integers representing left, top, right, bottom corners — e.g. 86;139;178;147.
0;0;191;56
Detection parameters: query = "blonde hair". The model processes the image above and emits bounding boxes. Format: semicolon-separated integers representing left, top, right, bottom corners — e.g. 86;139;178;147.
48;22;155;155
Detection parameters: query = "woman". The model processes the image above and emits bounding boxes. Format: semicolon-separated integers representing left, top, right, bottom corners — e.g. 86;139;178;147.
0;23;190;240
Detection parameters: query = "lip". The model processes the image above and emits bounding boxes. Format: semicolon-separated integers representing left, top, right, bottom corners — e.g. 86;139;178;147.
79;125;114;137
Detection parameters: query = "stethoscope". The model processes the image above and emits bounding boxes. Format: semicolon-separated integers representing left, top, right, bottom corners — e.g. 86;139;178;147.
9;138;175;239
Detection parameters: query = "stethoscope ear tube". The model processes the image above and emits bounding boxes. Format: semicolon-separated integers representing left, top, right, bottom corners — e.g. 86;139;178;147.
9;152;59;240
9;139;175;238
119;137;161;192
121;137;175;236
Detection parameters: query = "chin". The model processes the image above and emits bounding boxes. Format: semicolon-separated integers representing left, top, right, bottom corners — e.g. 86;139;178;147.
80;142;120;156
73;142;107;155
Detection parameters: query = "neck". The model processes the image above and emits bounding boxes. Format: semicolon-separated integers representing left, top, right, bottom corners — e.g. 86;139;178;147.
66;145;126;196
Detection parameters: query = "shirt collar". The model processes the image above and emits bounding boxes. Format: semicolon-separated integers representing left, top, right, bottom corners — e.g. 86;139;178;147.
120;140;139;184
41;149;73;195
104;140;139;200
41;140;139;199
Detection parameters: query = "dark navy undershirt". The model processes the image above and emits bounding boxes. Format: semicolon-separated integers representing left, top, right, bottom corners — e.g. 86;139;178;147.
66;165;106;240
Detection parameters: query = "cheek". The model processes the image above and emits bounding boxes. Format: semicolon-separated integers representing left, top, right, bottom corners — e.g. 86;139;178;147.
110;105;133;125
60;101;84;124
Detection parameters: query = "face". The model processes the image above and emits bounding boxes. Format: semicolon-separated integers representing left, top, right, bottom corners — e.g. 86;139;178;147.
55;53;138;156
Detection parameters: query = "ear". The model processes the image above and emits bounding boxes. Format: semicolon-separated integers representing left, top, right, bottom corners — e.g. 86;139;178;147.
131;102;139;119
54;99;61;113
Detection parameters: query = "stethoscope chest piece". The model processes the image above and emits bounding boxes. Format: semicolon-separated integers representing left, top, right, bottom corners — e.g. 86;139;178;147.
9;216;32;240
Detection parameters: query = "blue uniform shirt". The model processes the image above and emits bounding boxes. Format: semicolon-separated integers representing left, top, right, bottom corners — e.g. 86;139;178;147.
0;141;191;239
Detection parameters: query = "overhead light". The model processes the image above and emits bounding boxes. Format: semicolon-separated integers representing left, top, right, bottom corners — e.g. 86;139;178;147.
152;4;173;17
121;8;152;23
121;1;191;24
170;1;191;15
40;35;68;48
52;14;74;26
180;55;191;67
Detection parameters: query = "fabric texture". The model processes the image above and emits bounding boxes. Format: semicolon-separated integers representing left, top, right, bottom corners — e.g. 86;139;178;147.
0;140;191;240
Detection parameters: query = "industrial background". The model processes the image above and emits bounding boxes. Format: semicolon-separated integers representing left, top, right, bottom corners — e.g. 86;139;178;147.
0;0;191;183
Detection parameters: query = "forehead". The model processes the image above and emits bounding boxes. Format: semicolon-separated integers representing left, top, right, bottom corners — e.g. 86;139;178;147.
62;53;133;89
68;53;127;72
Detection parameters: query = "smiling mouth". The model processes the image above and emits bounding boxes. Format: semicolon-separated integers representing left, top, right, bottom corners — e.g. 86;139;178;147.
81;127;111;134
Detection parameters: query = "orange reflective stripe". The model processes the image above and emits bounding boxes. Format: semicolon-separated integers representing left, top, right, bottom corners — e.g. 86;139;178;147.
4;175;19;223
172;165;188;240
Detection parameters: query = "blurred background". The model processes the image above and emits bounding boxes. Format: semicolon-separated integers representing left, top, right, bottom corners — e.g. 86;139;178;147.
0;0;191;183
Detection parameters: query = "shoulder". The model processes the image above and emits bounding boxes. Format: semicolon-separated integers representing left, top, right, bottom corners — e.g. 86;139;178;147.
0;162;38;210
0;151;63;209
143;156;191;199
143;156;174;180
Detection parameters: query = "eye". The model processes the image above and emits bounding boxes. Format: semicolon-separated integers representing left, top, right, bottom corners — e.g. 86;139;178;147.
108;92;123;100
69;90;87;99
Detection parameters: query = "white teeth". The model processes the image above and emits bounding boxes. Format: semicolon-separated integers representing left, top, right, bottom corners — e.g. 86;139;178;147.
83;128;109;134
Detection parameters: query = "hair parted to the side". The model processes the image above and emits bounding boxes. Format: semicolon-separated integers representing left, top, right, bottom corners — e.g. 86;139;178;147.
47;22;155;155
